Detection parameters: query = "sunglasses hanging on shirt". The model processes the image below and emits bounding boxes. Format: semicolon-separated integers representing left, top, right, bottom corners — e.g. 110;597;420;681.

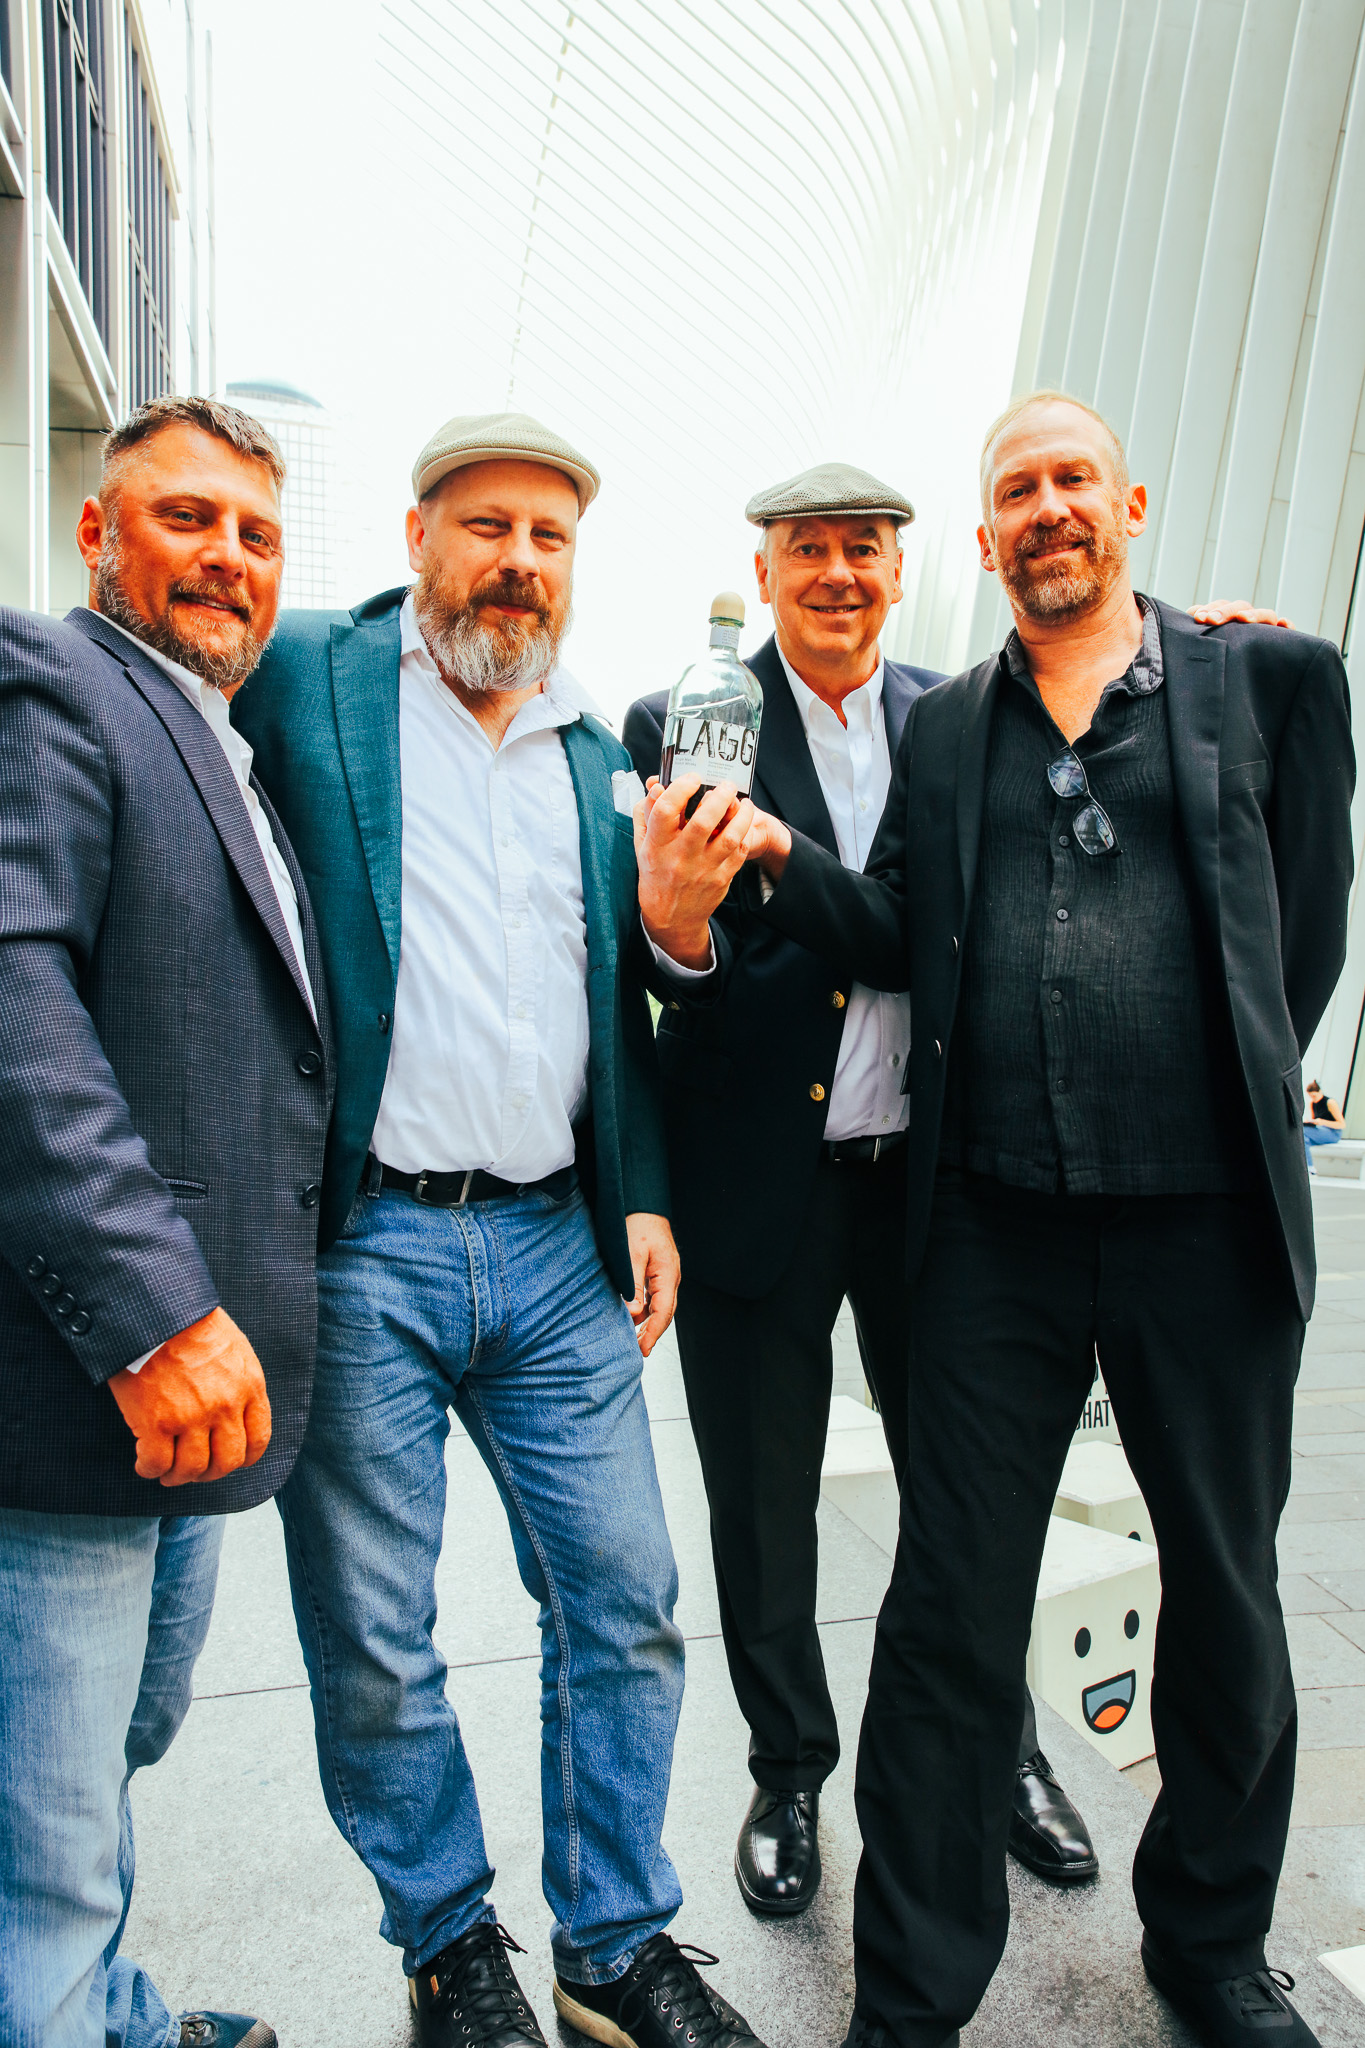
1047;750;1121;857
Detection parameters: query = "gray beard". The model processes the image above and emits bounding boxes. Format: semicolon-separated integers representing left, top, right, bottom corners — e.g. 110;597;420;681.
413;583;568;696
95;548;267;694
999;516;1124;623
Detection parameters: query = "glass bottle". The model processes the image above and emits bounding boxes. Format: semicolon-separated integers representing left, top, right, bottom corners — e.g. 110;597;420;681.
660;591;763;814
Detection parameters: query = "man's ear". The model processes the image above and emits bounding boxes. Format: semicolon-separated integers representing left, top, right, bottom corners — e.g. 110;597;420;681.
1125;483;1148;540
405;503;426;574
76;495;107;572
754;546;772;607
977;522;997;576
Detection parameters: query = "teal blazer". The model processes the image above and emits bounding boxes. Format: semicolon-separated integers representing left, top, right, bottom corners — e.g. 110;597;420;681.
234;587;670;1295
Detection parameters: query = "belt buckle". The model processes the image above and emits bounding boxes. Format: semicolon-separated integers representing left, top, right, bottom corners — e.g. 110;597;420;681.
413;1170;474;1208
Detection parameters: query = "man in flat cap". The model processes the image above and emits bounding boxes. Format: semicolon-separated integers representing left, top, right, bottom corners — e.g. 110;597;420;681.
233;413;762;2048
624;464;1096;1918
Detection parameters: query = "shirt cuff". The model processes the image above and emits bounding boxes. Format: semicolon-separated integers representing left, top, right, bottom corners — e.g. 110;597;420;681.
643;923;717;980
123;1346;158;1376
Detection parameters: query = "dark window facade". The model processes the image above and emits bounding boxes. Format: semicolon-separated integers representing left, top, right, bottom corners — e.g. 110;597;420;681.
125;25;173;406
41;0;110;345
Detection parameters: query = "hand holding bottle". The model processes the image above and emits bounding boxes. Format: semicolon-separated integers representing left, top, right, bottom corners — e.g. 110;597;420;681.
635;775;755;967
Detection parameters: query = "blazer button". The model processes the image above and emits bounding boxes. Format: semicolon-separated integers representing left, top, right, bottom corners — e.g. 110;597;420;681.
951;936;959;956
933;1041;943;1057
667;1000;682;1012
378;1012;392;1034
41;1273;63;1297
296;1049;323;1077
809;1083;826;1102
27;1256;46;1278
68;1311;92;1335
300;1183;321;1208
54;1292;77;1316
830;991;846;1009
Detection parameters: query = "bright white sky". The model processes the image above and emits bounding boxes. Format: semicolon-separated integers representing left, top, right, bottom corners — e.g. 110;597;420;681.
211;0;956;721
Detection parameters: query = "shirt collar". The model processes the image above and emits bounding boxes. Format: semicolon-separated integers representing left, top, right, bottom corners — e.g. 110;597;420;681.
775;634;885;736
1003;592;1163;697
399;589;603;730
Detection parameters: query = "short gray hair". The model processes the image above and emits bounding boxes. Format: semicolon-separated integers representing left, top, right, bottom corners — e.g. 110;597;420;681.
102;394;286;495
979;389;1129;517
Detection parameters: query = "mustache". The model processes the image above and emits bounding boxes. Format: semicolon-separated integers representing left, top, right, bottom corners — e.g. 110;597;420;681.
167;577;253;623
1016;521;1096;560
469;572;551;623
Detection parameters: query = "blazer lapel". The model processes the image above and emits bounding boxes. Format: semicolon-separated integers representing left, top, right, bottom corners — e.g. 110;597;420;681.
69;611;317;1015
955;653;1004;909
1158;599;1225;942
562;717;618;967
881;659;916;756
329;608;404;980
746;636;840;856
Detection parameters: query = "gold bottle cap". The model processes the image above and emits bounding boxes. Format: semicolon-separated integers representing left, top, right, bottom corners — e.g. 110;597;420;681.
710;591;746;625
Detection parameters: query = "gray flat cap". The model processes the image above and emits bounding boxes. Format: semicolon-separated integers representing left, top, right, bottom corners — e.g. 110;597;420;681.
413;410;600;511
745;461;914;528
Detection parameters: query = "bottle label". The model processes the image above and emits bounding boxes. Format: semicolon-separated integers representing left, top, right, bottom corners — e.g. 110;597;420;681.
664;715;757;795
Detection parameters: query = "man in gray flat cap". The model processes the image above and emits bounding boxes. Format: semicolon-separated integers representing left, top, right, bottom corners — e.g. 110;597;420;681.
233;412;765;2048
624;462;1097;1916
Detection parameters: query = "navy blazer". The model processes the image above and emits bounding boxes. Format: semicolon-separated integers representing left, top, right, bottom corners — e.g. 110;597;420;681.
235;588;674;1298
624;632;943;1297
761;603;1355;1321
0;607;332;1516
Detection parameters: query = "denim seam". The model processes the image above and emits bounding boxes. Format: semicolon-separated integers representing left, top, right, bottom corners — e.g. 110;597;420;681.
461;1380;584;1949
276;1490;369;1872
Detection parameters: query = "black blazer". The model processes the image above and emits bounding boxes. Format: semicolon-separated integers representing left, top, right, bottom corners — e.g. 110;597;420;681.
624;632;942;1297
0;606;333;1515
761;601;1355;1320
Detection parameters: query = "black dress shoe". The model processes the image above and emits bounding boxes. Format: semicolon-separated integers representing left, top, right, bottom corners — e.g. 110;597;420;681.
841;2015;959;2048
734;1786;821;1916
408;1922;547;2048
554;1932;768;2048
177;2020;276;2048
1142;1936;1321;2043
1007;1750;1099;1884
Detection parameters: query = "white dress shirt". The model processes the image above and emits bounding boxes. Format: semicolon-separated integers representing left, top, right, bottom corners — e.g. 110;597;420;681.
775;641;911;1143
369;595;601;1182
100;615;317;1373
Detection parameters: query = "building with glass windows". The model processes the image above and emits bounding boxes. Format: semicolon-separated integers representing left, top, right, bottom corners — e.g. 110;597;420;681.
225;378;336;609
0;0;216;614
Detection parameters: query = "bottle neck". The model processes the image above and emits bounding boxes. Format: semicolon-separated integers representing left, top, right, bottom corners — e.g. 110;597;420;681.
709;621;741;651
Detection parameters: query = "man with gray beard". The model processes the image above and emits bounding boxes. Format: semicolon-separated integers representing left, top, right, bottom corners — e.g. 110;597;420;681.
234;413;765;2048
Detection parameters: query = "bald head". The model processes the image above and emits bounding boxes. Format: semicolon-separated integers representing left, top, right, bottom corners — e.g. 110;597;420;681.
979;391;1129;520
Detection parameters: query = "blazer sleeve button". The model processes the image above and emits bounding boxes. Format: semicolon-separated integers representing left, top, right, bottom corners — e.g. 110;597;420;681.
27;1256;46;1278
40;1273;63;1297
54;1292;77;1316
300;1183;321;1208
809;1083;826;1101
67;1311;92;1335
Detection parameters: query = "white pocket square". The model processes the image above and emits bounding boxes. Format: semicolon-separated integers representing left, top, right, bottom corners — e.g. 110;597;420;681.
612;768;647;817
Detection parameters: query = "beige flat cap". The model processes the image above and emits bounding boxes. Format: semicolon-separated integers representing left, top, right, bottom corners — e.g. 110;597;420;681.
412;410;600;511
745;461;914;527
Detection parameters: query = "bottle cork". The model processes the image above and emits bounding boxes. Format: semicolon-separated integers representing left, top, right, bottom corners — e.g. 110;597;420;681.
710;591;746;625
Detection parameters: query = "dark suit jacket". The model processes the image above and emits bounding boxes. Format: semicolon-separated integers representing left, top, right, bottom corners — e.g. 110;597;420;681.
234;588;673;1298
623;632;943;1297
761;601;1355;1320
0;606;332;1516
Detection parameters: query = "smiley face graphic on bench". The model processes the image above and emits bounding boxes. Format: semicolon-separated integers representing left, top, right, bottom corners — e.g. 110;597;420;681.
1073;1603;1143;1734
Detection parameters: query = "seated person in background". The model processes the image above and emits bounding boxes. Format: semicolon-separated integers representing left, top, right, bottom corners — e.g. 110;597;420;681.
1304;1079;1345;1168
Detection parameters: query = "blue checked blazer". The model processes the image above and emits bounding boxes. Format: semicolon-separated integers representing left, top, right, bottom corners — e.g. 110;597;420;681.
0;606;332;1515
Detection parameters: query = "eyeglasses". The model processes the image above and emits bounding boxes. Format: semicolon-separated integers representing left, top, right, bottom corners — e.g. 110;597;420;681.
1047;750;1120;856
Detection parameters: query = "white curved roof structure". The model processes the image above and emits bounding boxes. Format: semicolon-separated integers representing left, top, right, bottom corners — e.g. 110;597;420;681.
379;0;1365;1093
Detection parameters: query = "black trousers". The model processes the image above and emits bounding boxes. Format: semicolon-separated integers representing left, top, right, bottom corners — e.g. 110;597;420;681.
853;1171;1304;2046
675;1151;1037;1793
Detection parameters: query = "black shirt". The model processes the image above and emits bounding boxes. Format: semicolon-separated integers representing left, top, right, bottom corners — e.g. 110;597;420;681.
938;600;1258;1195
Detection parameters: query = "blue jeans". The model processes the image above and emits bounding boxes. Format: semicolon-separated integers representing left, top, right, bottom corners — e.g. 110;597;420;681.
278;1182;685;1982
1304;1123;1341;1165
0;1509;224;2048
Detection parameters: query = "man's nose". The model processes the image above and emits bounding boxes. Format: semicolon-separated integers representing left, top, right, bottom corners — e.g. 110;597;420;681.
820;553;855;587
1033;480;1071;525
498;524;541;580
198;520;249;576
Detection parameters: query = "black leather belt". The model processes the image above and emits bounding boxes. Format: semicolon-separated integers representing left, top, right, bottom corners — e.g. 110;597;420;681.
366;1155;575;1208
822;1131;908;1166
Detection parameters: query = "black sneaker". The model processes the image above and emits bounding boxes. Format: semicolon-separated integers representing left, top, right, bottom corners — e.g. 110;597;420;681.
553;1934;767;2048
177;2020;276;2048
1142;1936;1321;2043
409;1922;547;2048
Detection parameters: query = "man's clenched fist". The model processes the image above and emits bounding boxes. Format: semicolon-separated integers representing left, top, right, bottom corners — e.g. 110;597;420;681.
108;1305;272;1486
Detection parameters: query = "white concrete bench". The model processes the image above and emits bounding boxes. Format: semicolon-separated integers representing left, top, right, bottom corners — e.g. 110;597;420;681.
1054;1440;1155;1546
1310;1137;1365;1179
